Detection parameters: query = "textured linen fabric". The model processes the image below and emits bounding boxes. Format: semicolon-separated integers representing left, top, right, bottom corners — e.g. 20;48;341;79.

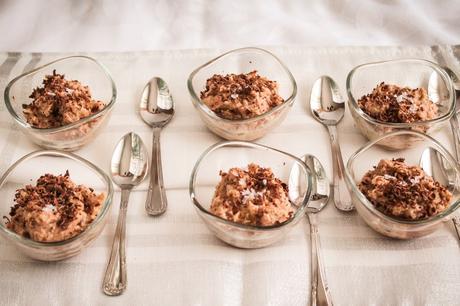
0;0;459;52
0;45;459;306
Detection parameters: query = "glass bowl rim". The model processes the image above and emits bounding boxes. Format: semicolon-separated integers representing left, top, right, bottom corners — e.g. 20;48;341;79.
189;140;312;231
346;58;456;128
0;149;114;247
187;47;298;124
4;55;117;133
345;129;460;225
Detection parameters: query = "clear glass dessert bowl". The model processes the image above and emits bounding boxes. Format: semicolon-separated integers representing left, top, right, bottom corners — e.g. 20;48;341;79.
0;150;114;261
187;47;297;140
346;59;455;149
189;141;312;248
4;56;117;151
345;130;460;239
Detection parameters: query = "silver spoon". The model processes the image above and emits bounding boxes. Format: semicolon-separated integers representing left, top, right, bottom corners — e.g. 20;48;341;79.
429;68;460;160
103;132;149;296
427;68;460;240
310;76;353;211
289;154;333;306
420;147;460;241
445;68;460;159
443;66;460;92
140;77;174;216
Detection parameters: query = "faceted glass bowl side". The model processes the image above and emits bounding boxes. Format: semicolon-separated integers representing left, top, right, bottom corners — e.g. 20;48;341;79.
189;141;312;248
346;59;455;149
345;131;460;239
187;47;297;140
0;150;114;260
4;56;117;151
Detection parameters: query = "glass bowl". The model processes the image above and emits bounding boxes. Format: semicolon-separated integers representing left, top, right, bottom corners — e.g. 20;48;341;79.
187;47;297;140
346;59;456;149
0;150;114;261
4;56;117;151
345;130;460;239
189;141;312;248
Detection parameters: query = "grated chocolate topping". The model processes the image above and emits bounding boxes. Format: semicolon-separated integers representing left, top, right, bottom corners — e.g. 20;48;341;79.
200;71;284;120
357;82;438;123
358;158;452;220
22;70;105;128
4;171;105;242
210;163;293;226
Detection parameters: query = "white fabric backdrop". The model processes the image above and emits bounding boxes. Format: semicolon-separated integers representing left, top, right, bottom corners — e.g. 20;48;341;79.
0;44;459;306
0;0;459;52
0;1;460;306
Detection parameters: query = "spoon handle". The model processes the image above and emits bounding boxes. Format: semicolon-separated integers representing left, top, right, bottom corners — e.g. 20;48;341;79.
449;114;460;160
326;125;353;211
103;189;131;296
145;127;168;215
449;114;460;241
307;213;333;306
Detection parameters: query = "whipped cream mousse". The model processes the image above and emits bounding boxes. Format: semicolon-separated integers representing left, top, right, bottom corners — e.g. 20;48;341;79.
210;163;293;226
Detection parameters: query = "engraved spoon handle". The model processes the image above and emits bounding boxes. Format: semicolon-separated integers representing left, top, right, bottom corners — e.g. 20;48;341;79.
307;213;333;306
145;127;168;215
326;125;353;211
103;189;130;296
308;213;319;306
449;114;460;160
448;113;460;241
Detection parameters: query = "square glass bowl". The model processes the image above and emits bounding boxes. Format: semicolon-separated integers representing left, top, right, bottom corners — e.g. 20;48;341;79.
4;56;117;151
346;59;455;149
187;47;297;140
189;141;312;248
0;150;113;261
345;130;460;239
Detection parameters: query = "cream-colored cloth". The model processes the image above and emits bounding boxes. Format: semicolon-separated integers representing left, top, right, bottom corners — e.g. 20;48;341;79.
0;46;459;305
0;0;459;51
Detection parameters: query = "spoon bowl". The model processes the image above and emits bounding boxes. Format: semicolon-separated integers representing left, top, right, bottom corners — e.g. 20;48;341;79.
310;76;345;125
419;147;455;190
420;147;460;240
139;77;174;216
443;67;460;92
140;77;175;127
299;154;330;213
103;132;148;296
110;132;149;187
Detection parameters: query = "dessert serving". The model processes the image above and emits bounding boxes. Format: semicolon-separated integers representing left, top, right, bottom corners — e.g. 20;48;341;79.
357;82;438;124
200;70;284;120
188;47;297;141
23;70;105;129
346;59;456;149
190;141;311;248
210;163;294;226
358;158;452;221
4;55;116;151
4;170;105;242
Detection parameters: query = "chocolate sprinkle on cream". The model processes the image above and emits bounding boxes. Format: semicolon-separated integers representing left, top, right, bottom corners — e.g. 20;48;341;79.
200;71;284;120
22;70;105;128
210;163;293;226
357;82;438;123
5;171;105;242
358;158;451;220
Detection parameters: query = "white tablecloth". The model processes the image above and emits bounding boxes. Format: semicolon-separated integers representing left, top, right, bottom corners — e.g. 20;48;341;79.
0;0;459;52
0;45;459;306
